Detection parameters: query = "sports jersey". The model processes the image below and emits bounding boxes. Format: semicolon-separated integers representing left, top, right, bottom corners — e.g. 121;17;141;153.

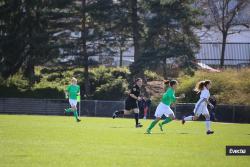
161;87;176;106
67;84;80;100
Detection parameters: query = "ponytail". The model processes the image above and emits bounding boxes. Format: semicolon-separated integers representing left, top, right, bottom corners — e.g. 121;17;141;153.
164;79;178;87
163;80;170;85
194;80;211;93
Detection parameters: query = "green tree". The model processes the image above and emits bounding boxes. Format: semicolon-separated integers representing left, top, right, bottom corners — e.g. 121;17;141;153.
0;0;72;82
131;0;201;77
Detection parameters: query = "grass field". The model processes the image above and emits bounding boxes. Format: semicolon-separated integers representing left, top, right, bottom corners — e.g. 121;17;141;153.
0;115;250;167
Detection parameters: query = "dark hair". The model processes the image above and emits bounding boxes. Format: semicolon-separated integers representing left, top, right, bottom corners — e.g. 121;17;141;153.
135;78;142;83
194;80;211;93
164;79;178;87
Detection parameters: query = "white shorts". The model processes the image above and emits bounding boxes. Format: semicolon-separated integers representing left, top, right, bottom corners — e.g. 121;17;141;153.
154;102;175;118
69;99;77;107
193;101;209;117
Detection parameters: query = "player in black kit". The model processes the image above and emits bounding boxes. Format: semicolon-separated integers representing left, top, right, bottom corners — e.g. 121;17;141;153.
112;78;143;128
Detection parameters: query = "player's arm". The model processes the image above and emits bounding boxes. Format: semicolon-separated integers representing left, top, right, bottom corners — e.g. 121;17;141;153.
65;86;70;98
205;98;214;108
128;87;140;100
176;93;185;99
77;86;80;96
129;93;140;100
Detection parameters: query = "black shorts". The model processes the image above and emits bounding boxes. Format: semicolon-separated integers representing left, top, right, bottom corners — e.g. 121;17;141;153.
125;99;138;110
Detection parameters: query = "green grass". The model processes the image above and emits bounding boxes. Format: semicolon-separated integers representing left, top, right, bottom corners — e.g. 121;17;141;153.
0;115;250;167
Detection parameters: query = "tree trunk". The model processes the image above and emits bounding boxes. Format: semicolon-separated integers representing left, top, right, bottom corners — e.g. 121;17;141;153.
24;61;35;84
220;31;227;68
119;48;123;67
82;0;90;96
130;0;140;62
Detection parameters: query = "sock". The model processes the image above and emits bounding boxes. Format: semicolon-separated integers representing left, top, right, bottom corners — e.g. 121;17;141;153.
134;113;139;125
184;116;194;121
147;120;159;131
73;110;79;121
205;118;211;131
144;107;148;117
161;117;172;125
116;110;124;115
65;108;72;113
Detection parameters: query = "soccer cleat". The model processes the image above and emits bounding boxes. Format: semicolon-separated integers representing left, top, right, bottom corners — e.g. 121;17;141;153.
206;130;214;135
145;129;151;134
77;119;81;122
112;111;117;119
136;124;143;128
182;116;186;125
158;123;163;131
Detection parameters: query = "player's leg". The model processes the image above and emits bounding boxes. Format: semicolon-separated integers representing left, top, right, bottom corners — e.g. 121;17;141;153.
182;105;200;124
146;103;163;133
112;109;125;118
133;108;142;128
146;117;161;134
69;99;80;122
65;99;73;113
72;105;81;122
158;106;175;131
203;108;214;135
143;106;148;119
113;101;132;118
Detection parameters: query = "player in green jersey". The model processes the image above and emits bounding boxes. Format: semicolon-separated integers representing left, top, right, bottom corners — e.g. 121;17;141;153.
65;77;81;122
146;80;185;134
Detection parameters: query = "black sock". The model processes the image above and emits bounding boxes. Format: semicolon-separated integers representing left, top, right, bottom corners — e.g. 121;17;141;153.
116;110;124;115
134;113;139;125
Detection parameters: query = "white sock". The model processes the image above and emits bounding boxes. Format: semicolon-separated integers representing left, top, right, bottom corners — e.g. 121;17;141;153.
205;121;211;131
184;116;193;121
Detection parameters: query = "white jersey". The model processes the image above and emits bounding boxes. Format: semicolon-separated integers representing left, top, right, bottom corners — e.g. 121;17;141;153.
193;88;210;116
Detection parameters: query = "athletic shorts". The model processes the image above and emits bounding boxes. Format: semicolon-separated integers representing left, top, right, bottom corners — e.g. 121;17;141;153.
154;102;175;118
193;101;209;117
125;99;138;110
69;99;77;107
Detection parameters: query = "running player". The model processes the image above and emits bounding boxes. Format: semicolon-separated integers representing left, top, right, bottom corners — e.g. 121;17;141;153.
146;80;185;134
65;77;81;122
112;78;143;128
182;80;214;135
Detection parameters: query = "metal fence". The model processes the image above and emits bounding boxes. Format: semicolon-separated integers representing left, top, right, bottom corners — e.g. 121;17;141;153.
0;98;250;123
196;43;250;66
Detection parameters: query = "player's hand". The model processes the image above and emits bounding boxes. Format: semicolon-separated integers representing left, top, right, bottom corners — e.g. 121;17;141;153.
137;97;142;101
180;93;185;98
171;103;176;107
209;103;214;109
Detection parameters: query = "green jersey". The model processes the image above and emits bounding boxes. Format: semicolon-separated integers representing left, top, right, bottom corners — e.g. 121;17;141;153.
161;87;176;106
66;84;80;100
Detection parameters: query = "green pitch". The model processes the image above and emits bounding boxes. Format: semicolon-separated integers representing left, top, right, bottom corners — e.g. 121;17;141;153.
0;115;249;167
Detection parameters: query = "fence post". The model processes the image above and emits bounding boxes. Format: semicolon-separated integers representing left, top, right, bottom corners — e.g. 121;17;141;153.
94;100;97;116
232;105;235;122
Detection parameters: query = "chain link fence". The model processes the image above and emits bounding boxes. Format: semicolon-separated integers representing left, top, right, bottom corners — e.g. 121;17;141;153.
0;98;250;123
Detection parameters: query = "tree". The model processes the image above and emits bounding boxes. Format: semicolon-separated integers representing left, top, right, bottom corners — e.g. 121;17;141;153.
0;0;72;82
204;0;250;67
130;0;141;62
131;0;201;77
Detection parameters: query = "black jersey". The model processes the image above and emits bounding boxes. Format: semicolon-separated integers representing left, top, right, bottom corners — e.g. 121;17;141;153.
125;85;141;110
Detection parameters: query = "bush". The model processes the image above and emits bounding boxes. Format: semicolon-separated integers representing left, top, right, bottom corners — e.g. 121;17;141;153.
144;70;163;81
111;67;130;79
47;73;63;82
93;78;128;100
177;68;250;105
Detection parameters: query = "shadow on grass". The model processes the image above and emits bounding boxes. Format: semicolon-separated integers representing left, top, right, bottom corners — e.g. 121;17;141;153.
178;132;190;135
143;132;166;135
110;126;128;129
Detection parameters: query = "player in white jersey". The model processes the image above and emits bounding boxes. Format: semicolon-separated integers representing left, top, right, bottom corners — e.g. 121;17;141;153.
182;80;214;135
